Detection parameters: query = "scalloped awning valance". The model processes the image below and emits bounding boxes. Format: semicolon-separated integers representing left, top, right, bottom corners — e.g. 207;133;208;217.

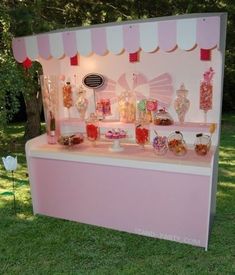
12;15;220;63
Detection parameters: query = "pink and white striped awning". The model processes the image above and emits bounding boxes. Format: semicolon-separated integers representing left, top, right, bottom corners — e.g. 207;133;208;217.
12;16;220;63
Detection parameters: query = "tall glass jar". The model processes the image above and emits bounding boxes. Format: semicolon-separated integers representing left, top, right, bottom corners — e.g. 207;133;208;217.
40;75;59;144
86;113;100;145
62;80;73;118
75;85;88;120
135;120;150;149
118;91;136;123
174;84;190;124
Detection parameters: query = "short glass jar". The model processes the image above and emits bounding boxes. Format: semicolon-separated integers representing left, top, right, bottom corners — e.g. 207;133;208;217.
168;131;187;156
194;133;211;156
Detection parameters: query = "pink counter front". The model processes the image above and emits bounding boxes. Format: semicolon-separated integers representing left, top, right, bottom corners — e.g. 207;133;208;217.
26;134;218;249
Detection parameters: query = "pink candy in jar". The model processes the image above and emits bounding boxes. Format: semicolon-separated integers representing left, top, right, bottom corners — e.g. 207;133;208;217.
152;132;168;155
199;67;214;123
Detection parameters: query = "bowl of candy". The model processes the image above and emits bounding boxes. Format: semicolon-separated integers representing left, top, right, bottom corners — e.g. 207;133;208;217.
58;133;84;147
153;109;174;126
168;131;187;156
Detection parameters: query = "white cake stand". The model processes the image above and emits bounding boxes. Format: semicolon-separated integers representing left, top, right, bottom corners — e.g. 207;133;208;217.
108;138;125;152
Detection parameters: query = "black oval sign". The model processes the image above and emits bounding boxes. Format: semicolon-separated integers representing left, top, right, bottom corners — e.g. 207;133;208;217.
83;73;104;89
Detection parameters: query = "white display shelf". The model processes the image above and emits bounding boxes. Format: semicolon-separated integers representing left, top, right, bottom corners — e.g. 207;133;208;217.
60;118;215;132
27;134;216;176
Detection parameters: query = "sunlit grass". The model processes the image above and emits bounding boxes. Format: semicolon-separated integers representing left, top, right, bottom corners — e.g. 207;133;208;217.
0;117;235;274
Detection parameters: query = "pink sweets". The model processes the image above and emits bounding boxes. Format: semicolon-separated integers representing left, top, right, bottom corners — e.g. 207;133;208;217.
200;68;214;122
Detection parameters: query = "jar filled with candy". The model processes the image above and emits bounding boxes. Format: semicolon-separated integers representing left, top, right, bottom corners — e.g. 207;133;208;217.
153;109;174;126
174;83;190;124
152;132;168;155
86;113;100;144
75;85;88;120
168;131;187;156
194;133;211;156
118;91;136;123
135;120;150;148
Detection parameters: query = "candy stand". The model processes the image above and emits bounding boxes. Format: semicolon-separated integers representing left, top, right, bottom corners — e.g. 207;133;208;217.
12;13;227;249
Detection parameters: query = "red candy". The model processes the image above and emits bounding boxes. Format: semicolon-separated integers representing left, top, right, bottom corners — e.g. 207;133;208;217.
86;123;99;141
136;127;149;145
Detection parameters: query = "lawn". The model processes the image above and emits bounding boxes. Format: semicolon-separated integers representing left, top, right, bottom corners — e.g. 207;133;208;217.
0;116;234;274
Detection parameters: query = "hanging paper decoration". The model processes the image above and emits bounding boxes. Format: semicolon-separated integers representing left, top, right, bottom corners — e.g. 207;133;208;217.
149;73;173;108
129;52;139;63
22;58;32;69
117;72;173;108
70;54;79;66
200;49;211;61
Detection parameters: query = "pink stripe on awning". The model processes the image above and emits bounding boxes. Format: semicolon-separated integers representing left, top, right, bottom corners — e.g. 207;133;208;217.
91;28;107;55
197;17;220;49
123;24;140;53
12;16;221;62
37;34;51;60
62;31;77;57
158;20;177;52
12;38;27;63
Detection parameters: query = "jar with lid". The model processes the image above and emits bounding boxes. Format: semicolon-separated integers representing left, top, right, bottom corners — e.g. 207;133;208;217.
174;83;190;124
168;131;187;156
118;91;136;123
75;85;88;120
153;109;173;126
86;113;100;145
194;133;211;156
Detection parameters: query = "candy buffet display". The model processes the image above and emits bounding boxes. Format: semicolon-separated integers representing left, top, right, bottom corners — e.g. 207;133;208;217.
15;13;226;250
153;109;174;126
168;131;187;156
75;85;88;120
152;132;168;155
200;67;214;123
174;84;190;124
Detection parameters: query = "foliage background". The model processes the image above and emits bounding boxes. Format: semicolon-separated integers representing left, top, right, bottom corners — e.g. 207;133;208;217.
0;0;234;138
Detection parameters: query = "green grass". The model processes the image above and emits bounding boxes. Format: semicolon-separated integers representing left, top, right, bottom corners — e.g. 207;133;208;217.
0;117;235;274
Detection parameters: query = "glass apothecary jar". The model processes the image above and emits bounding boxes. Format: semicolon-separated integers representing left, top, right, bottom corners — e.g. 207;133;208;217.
168;131;187;156
86;113;100;145
153;109;174;126
135;120;150;149
174;83;190;124
152;132;168;155
40;75;59;144
118;91;136;123
194;133;211;156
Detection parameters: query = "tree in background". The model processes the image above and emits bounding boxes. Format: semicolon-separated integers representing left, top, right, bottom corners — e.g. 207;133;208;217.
0;0;234;141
